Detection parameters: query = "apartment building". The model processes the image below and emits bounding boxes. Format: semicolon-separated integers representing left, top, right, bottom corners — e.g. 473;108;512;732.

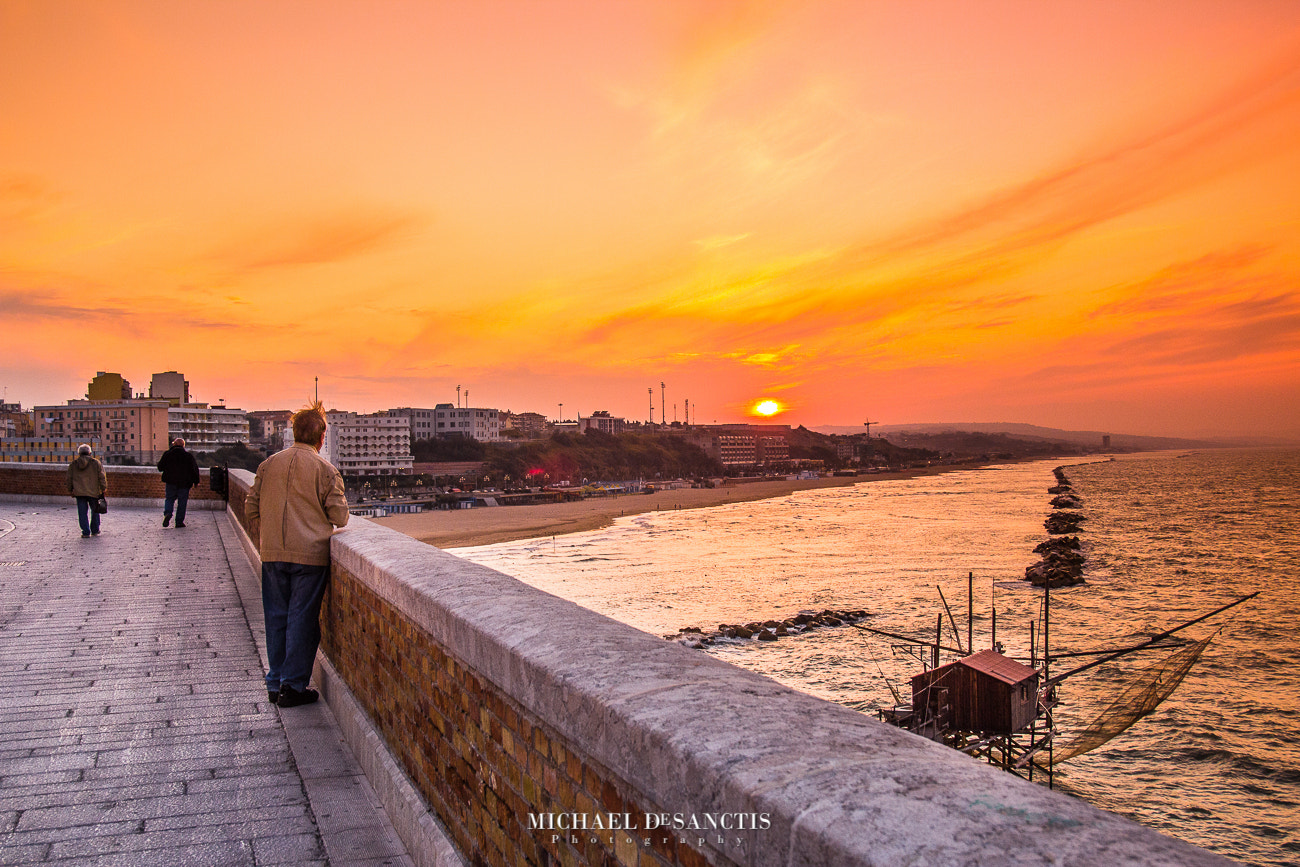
33;399;171;464
149;371;190;405
502;411;547;438
685;424;793;469
246;410;292;449
578;411;627;435
324;411;414;476
433;404;502;442
0;403;34;439
0;437;103;464
168;405;250;451
387;407;441;443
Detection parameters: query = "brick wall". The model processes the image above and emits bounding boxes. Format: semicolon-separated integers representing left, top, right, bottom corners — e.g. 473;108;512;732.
322;562;702;867
224;469;1231;867
0;462;224;502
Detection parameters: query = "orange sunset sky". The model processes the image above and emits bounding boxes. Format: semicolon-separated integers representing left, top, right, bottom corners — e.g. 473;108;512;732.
3;1;1299;439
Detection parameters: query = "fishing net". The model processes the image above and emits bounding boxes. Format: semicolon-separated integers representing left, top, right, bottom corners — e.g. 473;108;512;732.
1051;634;1215;765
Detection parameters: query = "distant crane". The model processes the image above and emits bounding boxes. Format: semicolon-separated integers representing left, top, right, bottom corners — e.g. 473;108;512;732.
864;419;881;461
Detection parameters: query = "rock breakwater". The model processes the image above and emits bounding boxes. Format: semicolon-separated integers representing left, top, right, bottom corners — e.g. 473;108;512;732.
669;608;869;648
1024;466;1087;588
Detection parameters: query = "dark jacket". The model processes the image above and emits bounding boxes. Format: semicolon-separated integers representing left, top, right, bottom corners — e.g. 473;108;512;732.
157;446;201;488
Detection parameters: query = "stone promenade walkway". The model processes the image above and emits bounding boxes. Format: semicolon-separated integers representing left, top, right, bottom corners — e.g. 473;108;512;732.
0;502;413;867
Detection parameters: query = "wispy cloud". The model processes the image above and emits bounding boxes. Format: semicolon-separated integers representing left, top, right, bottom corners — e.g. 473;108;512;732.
203;207;427;274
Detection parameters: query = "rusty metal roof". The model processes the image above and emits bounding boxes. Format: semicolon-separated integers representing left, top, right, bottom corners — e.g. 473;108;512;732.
957;649;1038;685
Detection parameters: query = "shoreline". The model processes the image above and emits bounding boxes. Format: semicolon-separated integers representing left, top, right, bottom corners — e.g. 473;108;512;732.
374;460;1030;549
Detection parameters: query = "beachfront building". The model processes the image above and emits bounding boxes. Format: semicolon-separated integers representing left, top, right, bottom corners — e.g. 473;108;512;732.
684;423;793;470
168;404;250;452
578;411;627;435
433;404;503;442
387;407;441;443
33;399;171;465
324;410;414;477
502;411;547;438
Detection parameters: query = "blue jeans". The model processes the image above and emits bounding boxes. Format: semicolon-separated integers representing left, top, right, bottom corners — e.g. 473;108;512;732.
261;562;329;692
75;496;100;535
164;483;191;524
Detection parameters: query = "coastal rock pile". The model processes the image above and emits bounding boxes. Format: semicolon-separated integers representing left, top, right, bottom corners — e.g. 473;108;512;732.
1025;466;1087;588
669;608;869;649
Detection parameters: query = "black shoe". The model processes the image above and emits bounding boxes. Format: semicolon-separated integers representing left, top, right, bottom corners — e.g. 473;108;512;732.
175;521;186;528
268;690;279;704
81;532;90;538
163;515;170;527
277;686;319;708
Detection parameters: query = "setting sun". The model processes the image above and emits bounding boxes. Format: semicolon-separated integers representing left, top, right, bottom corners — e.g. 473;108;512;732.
754;400;782;417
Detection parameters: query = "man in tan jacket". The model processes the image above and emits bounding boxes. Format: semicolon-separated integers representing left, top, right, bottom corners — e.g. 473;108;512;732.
245;401;348;707
67;443;107;537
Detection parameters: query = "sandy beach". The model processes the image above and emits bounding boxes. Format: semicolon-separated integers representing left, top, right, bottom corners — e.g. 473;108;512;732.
374;463;1005;549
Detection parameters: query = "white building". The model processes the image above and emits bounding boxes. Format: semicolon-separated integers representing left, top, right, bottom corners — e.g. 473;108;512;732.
433;404;502;442
324;411;413;476
168;405;250;451
387;407;440;443
578;411;626;435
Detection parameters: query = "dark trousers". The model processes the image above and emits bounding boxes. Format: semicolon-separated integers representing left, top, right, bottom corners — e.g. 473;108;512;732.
261;561;330;692
75;496;100;535
163;483;191;524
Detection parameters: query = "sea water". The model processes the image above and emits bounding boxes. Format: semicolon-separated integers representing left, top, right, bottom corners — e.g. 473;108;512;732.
453;449;1300;866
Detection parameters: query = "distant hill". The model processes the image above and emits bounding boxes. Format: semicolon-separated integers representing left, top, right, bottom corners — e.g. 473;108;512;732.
811;422;1223;451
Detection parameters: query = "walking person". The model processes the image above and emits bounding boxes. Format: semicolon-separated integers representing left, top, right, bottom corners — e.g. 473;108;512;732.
156;438;201;528
67;444;107;538
244;401;349;707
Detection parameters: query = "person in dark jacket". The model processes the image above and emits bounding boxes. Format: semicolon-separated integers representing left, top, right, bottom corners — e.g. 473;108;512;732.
67;444;107;537
156;438;201;528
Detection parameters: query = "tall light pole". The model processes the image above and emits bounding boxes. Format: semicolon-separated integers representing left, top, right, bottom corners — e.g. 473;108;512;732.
660;382;666;425
456;384;461;408
648;387;654;425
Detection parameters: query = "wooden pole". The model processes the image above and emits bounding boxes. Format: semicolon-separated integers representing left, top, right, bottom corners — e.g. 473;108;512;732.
934;614;942;670
938;586;965;655
968;571;974;655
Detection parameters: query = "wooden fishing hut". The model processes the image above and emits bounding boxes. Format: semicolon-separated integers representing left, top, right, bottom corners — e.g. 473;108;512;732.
910;649;1039;735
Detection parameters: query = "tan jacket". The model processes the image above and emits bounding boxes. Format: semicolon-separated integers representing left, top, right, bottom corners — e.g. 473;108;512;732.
245;442;349;566
67;455;107;498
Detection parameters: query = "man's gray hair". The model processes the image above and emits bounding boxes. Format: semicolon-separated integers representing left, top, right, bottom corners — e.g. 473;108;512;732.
77;444;91;456
173;438;186;448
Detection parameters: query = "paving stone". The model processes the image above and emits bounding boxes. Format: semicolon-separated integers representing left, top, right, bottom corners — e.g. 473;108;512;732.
0;504;414;866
